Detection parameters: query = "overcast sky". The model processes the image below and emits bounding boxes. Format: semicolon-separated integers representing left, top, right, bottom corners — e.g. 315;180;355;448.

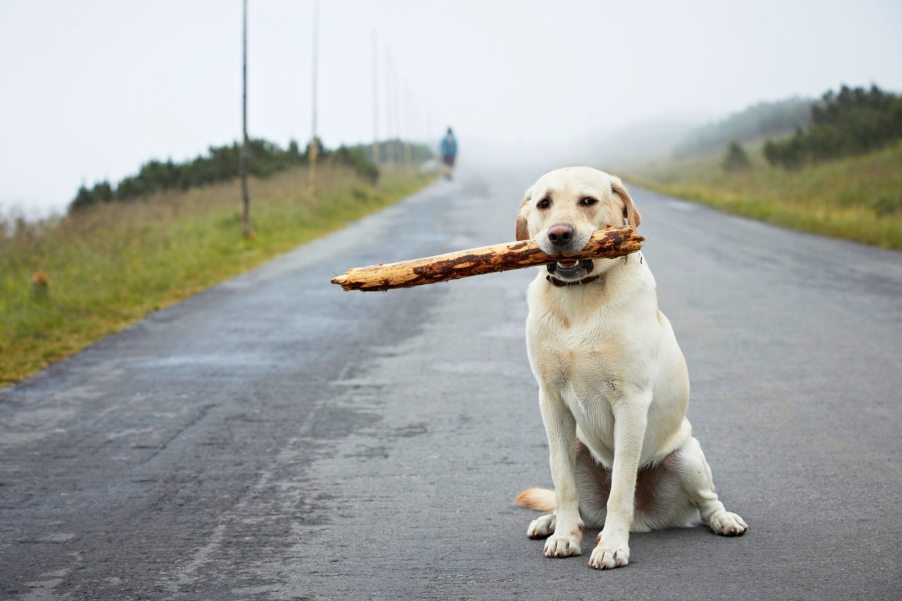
2;0;900;213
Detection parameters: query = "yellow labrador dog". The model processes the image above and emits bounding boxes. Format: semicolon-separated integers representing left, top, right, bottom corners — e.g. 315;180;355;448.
514;166;747;570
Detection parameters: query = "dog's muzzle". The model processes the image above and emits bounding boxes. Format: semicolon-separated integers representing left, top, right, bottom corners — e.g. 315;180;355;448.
547;259;594;278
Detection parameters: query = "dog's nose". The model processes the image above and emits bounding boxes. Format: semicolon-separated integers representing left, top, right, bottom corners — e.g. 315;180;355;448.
547;223;575;247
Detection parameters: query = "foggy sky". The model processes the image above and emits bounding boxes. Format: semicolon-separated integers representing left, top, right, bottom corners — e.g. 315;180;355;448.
2;0;900;213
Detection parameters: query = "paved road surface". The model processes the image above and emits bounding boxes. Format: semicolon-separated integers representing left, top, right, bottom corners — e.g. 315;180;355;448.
2;165;901;600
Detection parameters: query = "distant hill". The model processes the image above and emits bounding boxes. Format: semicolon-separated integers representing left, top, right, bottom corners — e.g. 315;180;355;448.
673;97;812;158
597;118;699;165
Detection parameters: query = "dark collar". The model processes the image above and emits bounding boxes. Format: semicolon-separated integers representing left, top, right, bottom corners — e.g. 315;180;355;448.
546;273;603;287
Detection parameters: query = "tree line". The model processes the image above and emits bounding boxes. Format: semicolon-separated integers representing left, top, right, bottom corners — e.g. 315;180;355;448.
71;138;431;211
764;85;902;169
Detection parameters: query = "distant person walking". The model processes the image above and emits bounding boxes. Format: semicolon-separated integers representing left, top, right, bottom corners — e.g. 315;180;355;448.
439;127;458;180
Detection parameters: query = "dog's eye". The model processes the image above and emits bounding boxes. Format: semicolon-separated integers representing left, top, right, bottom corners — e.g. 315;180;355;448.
580;197;598;207
536;198;551;209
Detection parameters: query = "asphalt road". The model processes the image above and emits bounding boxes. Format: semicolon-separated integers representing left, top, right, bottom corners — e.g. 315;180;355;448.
2;164;901;600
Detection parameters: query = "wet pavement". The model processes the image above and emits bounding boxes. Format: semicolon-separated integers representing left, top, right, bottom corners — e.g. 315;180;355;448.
2;164;901;600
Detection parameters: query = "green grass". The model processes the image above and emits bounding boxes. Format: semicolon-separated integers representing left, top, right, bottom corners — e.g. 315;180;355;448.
620;141;902;250
0;164;434;385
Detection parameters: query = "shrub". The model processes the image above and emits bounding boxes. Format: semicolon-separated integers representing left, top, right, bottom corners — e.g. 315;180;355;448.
870;193;902;217
722;141;751;172
330;146;379;184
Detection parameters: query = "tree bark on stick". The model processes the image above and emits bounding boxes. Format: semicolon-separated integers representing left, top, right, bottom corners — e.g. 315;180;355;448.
331;226;643;292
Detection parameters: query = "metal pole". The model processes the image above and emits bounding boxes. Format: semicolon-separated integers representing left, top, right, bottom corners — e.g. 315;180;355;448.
240;0;250;238
395;61;405;164
371;30;380;164
384;48;394;163
402;80;412;165
309;0;319;195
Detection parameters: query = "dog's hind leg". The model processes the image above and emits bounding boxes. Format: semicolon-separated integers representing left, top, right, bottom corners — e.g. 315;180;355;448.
526;513;556;538
514;489;559;538
667;437;748;536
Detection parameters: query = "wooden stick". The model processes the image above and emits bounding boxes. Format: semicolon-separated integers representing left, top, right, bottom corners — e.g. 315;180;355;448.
331;226;644;292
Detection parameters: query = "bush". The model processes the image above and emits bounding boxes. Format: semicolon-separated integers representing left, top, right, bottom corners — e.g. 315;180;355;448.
870;193;902;217
722;141;751;172
330;146;379;184
71;180;113;210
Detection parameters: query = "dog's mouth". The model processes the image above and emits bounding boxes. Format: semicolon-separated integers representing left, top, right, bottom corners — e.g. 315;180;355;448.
547;259;594;279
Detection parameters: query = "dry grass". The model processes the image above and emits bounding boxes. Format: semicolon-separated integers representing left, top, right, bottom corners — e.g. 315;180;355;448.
0;164;433;385
620;141;902;250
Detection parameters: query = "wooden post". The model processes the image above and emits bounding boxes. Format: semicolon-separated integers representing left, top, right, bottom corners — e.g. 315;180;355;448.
240;0;250;238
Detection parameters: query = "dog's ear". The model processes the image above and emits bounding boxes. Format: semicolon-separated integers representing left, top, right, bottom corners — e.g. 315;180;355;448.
515;187;532;241
611;176;641;229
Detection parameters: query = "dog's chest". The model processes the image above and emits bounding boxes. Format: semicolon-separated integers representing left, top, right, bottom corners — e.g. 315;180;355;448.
527;312;632;446
561;340;622;452
534;320;625;399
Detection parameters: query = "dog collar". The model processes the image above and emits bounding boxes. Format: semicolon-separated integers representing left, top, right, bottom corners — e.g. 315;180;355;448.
546;273;602;287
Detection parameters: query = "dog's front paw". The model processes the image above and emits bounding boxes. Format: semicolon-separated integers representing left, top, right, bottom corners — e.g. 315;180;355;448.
527;513;555;539
588;541;629;570
709;511;748;536
543;532;582;558
588;531;629;570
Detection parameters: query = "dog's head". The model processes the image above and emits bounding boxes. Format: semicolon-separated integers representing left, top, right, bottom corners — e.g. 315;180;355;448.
515;167;641;283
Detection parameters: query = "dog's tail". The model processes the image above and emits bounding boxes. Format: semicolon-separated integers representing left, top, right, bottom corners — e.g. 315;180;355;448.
514;487;555;512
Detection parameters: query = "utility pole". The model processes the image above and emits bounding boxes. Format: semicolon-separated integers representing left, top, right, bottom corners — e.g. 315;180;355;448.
308;0;319;196
240;0;250;238
371;30;380;164
384;48;395;164
402;80;412;164
395;65;406;164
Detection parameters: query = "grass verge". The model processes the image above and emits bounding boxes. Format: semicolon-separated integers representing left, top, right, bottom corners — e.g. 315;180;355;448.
620;141;902;250
0;165;434;385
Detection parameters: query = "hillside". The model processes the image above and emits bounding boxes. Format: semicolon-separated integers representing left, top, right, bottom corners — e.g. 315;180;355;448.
673;97;812;158
622;84;902;250
0;164;433;384
625;140;902;249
